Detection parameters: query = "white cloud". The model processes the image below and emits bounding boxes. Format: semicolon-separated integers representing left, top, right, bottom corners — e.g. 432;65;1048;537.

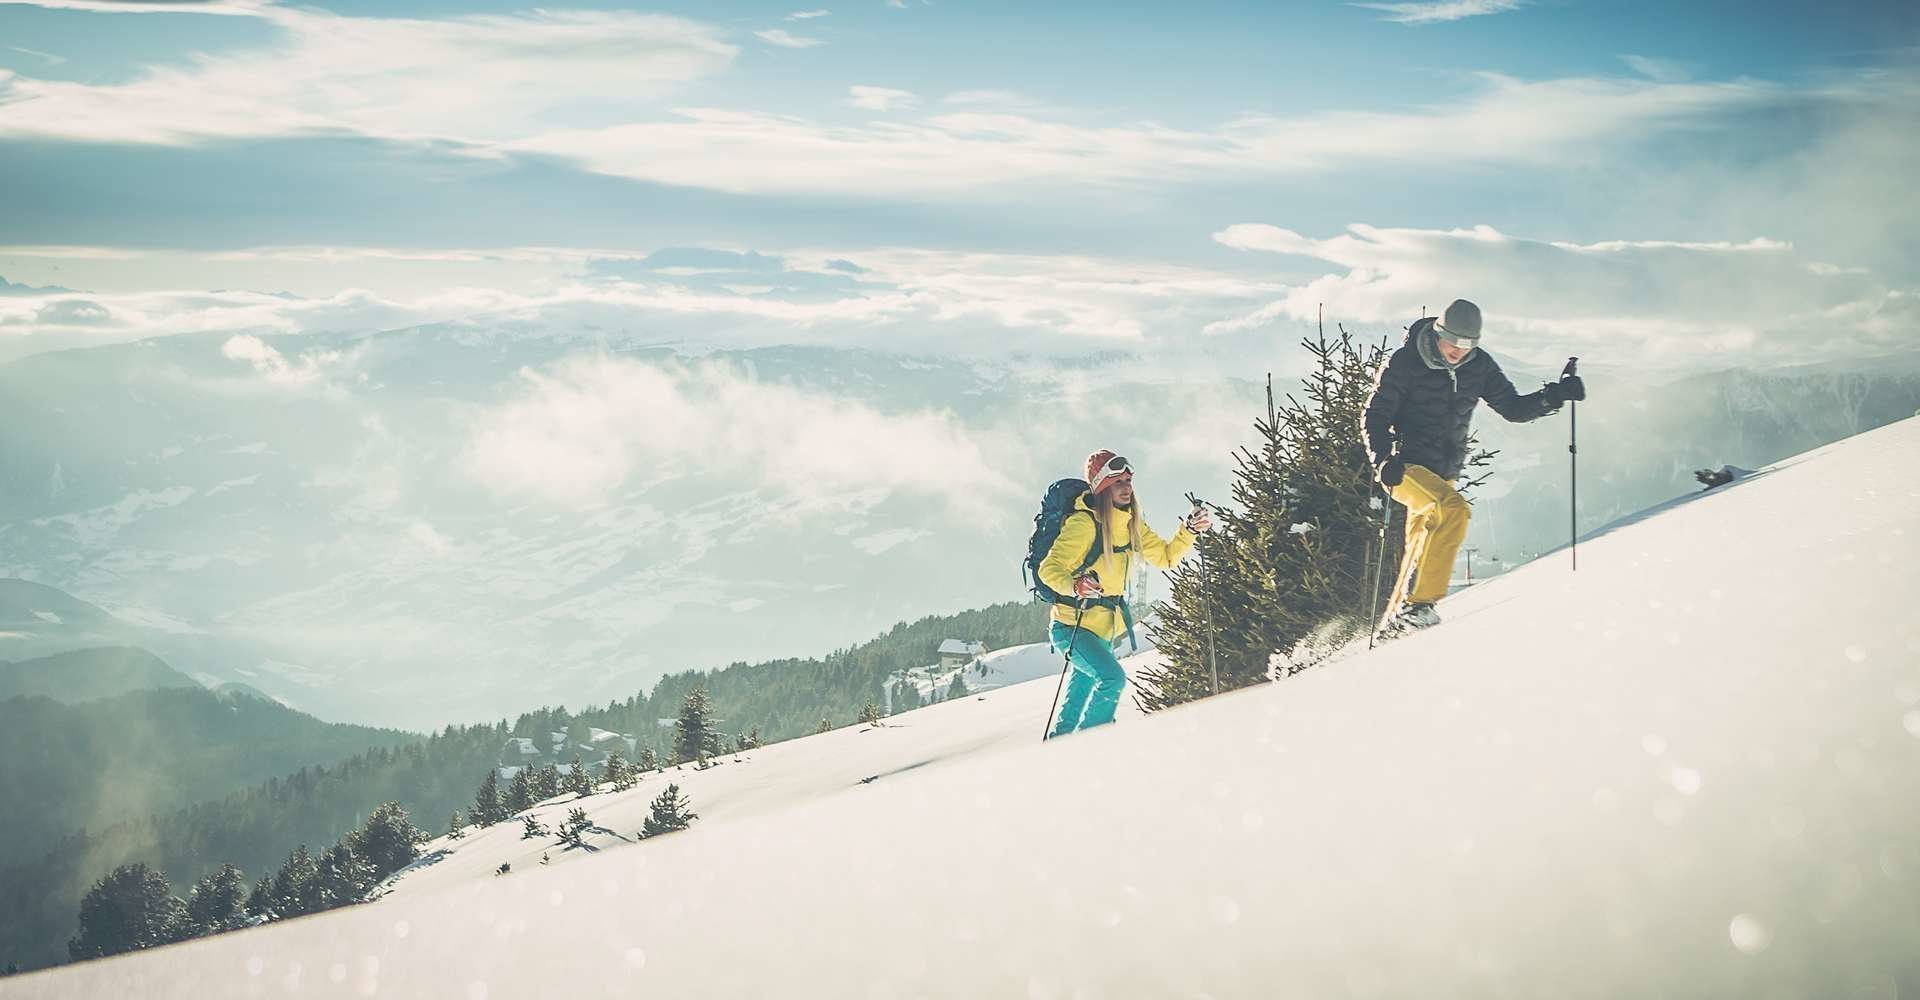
0;8;736;145
461;357;1013;506
6;45;66;65
940;89;1059;114
755;28;825;48
511;72;1825;198
0;245;1283;361
786;8;830;19
849;85;918;111
220;333;347;387
1620;54;1690;83
0;284;512;361
799;247;1280;343
1351;0;1526;25
1209;223;1917;366
0;0;274;15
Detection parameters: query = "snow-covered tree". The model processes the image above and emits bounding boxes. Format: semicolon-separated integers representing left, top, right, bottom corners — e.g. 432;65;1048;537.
532;763;560;801
311;843;373;910
348;801;423;880
244;876;273;919
640;784;697;838
673;686;726;764
745;726;761;750
471;769;504;827
521;815;549;840
604;750;636;792
504;767;535;814
637;747;659;772
68;863;189;960
183;863;249;936
446;809;466;840
860;701;883;726
558;807;593;849
947;674;968;700
268;845;319;918
564;754;594;798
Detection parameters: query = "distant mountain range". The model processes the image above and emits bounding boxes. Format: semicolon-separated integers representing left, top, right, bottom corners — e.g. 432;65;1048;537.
0;658;415;870
0;646;200;704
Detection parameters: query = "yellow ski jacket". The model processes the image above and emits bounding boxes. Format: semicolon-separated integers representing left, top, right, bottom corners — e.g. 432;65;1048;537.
1037;494;1194;641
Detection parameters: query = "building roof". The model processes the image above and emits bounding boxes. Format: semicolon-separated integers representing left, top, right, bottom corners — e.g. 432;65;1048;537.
938;639;986;656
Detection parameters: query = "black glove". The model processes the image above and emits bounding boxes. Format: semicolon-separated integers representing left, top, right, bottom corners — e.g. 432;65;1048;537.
1377;458;1405;488
1544;374;1586;406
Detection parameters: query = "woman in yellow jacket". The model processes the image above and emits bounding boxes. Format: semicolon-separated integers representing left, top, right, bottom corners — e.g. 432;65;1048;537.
1038;450;1209;738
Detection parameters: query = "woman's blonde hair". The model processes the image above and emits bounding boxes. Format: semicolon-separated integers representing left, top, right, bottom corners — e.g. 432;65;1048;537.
1089;485;1144;590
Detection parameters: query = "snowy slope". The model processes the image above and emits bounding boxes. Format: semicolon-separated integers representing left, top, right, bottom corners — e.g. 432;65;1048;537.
377;641;1131;900
11;418;1920;998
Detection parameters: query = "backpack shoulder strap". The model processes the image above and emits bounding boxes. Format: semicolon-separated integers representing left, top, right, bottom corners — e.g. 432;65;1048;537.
1067;509;1103;576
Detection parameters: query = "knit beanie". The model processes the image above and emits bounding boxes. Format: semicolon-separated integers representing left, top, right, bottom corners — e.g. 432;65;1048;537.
1433;299;1483;344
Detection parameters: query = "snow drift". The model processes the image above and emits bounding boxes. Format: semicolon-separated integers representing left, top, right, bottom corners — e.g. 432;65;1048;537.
10;418;1920;998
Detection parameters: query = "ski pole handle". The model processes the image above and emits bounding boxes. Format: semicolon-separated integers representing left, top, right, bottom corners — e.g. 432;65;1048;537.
1561;356;1579;379
1183;491;1209;533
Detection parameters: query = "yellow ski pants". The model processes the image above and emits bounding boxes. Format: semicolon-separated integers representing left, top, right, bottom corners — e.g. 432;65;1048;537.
1391;464;1471;606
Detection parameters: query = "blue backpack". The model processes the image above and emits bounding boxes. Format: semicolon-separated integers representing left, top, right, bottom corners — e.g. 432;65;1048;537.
1023;479;1099;605
1022;478;1139;648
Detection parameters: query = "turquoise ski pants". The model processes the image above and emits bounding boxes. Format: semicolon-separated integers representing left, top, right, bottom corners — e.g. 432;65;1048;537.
1049;620;1126;738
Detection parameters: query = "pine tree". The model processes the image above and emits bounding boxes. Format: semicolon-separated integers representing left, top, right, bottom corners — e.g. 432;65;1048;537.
816;717;833;734
1141;326;1421;710
520;815;549;840
471;769;504;827
859;701;883;726
557;807;593;849
604;750;636;792
68;863;190;960
673;687;726;764
564;754;594;798
447;810;466;841
267;845;320;918
637;747;659;772
348;801;423;880
640;784;697;838
244;876;273;919
745;726;761;750
183;863;249;936
533;763;560;801
505;766;536;814
947;674;968;700
311;843;373;910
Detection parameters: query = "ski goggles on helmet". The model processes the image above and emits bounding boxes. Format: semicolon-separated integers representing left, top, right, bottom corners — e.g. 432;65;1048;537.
1090;455;1133;493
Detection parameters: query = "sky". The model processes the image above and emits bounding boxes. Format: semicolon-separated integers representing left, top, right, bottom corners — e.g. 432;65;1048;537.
1;0;1917;369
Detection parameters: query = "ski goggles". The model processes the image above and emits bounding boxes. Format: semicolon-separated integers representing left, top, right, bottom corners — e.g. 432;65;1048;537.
1090;455;1133;492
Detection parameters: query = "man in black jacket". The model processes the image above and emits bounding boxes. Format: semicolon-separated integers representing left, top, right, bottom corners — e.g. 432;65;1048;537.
1362;299;1585;634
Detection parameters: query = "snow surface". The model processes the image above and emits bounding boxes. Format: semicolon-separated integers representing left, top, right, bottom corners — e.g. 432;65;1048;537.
10;419;1920;998
885;641;1073;712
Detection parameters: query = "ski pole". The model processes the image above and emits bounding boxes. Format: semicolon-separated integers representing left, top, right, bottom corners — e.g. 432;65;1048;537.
1562;357;1579;571
1366;493;1390;649
1041;597;1088;742
1185;492;1219;696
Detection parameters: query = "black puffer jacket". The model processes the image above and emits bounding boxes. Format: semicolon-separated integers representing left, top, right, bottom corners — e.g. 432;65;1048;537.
1362;318;1559;480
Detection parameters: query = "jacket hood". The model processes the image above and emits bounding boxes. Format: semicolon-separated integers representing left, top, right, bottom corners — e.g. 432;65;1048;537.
1408;316;1472;373
1407;315;1479;392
